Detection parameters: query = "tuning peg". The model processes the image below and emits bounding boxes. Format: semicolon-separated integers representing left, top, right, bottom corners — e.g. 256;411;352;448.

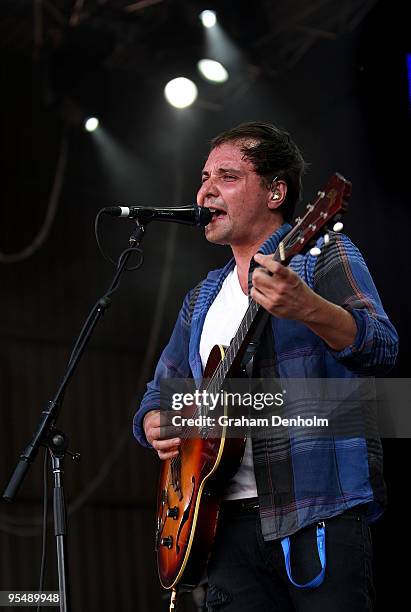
309;246;321;256
308;239;321;256
323;233;330;245
332;213;344;232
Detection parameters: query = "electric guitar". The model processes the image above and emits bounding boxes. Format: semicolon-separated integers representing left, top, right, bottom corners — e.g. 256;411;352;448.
155;173;352;590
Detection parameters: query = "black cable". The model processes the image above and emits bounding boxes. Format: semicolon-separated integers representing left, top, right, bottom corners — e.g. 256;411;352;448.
67;301;100;367
115;246;144;274
66;211;145;366
37;448;49;612
67;245;143;369
94;210;144;272
94;209;118;267
67;211;145;369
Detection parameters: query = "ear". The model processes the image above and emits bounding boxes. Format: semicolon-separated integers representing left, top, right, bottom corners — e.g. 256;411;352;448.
267;180;287;211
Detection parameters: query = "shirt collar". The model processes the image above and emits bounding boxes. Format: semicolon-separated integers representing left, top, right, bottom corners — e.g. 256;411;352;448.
210;222;293;294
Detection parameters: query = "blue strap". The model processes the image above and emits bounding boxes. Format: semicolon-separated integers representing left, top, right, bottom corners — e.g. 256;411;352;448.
281;522;326;589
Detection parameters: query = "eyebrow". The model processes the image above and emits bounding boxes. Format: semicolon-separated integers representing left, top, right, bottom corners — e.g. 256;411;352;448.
201;167;243;177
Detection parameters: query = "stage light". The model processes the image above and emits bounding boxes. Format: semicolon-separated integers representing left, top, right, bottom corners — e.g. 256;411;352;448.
197;59;228;83
200;10;217;29
164;77;198;109
84;117;99;132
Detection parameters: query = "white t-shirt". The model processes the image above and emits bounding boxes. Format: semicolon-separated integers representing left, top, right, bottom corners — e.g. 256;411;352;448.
199;266;258;500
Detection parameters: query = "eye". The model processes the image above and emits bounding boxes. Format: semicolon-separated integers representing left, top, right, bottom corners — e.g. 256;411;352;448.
223;174;236;181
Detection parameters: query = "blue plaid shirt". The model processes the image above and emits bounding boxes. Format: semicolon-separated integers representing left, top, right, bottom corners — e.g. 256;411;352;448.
133;223;398;541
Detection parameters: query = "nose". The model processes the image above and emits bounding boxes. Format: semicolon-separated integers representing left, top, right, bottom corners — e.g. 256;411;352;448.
197;176;219;207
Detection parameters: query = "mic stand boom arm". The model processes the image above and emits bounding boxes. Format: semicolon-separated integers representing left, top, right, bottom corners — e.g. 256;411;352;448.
2;222;146;612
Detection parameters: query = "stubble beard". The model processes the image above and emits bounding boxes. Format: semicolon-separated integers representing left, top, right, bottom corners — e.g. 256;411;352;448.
204;222;232;246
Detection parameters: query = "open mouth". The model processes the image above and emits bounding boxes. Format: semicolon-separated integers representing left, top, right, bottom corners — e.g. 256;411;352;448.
208;207;227;222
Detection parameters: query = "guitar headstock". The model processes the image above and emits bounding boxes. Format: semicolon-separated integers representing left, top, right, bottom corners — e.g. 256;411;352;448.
278;173;352;264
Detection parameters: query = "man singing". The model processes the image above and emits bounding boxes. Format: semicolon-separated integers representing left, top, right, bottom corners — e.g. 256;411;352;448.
133;122;398;611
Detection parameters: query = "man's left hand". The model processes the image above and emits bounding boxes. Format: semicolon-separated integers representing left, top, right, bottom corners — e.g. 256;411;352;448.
251;252;357;351
251;253;317;323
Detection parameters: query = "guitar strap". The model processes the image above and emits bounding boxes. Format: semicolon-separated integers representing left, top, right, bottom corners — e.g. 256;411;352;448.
187;280;204;326
281;522;326;588
241;309;271;373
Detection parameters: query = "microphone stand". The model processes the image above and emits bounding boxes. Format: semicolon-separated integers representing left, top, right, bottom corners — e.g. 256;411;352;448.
2;222;146;612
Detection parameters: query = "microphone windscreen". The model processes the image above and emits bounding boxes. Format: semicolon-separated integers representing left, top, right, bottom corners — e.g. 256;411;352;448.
197;206;212;227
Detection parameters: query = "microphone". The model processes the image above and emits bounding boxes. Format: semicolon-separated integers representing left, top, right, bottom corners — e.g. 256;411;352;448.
102;204;211;227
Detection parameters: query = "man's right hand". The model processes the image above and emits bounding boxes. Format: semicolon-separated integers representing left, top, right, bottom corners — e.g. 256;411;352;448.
143;410;181;460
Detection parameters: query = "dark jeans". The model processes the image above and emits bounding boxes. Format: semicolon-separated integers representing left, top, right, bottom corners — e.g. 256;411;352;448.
206;502;375;611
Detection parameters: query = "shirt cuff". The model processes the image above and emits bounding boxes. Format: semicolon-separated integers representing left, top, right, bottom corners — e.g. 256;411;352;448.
327;307;370;361
133;404;157;449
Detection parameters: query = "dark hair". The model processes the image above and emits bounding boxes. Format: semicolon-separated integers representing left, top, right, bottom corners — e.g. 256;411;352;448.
210;121;307;222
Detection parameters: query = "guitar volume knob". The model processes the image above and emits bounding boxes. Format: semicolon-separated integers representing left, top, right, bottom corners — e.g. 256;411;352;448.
160;536;173;549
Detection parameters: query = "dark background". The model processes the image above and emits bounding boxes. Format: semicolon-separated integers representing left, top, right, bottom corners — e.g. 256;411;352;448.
1;1;409;610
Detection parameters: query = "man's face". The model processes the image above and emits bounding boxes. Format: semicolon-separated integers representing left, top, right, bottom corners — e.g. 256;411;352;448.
197;142;276;247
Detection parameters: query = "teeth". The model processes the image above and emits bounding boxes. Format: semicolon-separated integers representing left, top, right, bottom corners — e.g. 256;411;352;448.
209;208;216;213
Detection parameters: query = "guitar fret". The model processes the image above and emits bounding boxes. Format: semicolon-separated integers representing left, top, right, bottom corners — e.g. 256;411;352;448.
238;322;245;343
224;352;231;373
246;307;252;324
217;370;224;389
